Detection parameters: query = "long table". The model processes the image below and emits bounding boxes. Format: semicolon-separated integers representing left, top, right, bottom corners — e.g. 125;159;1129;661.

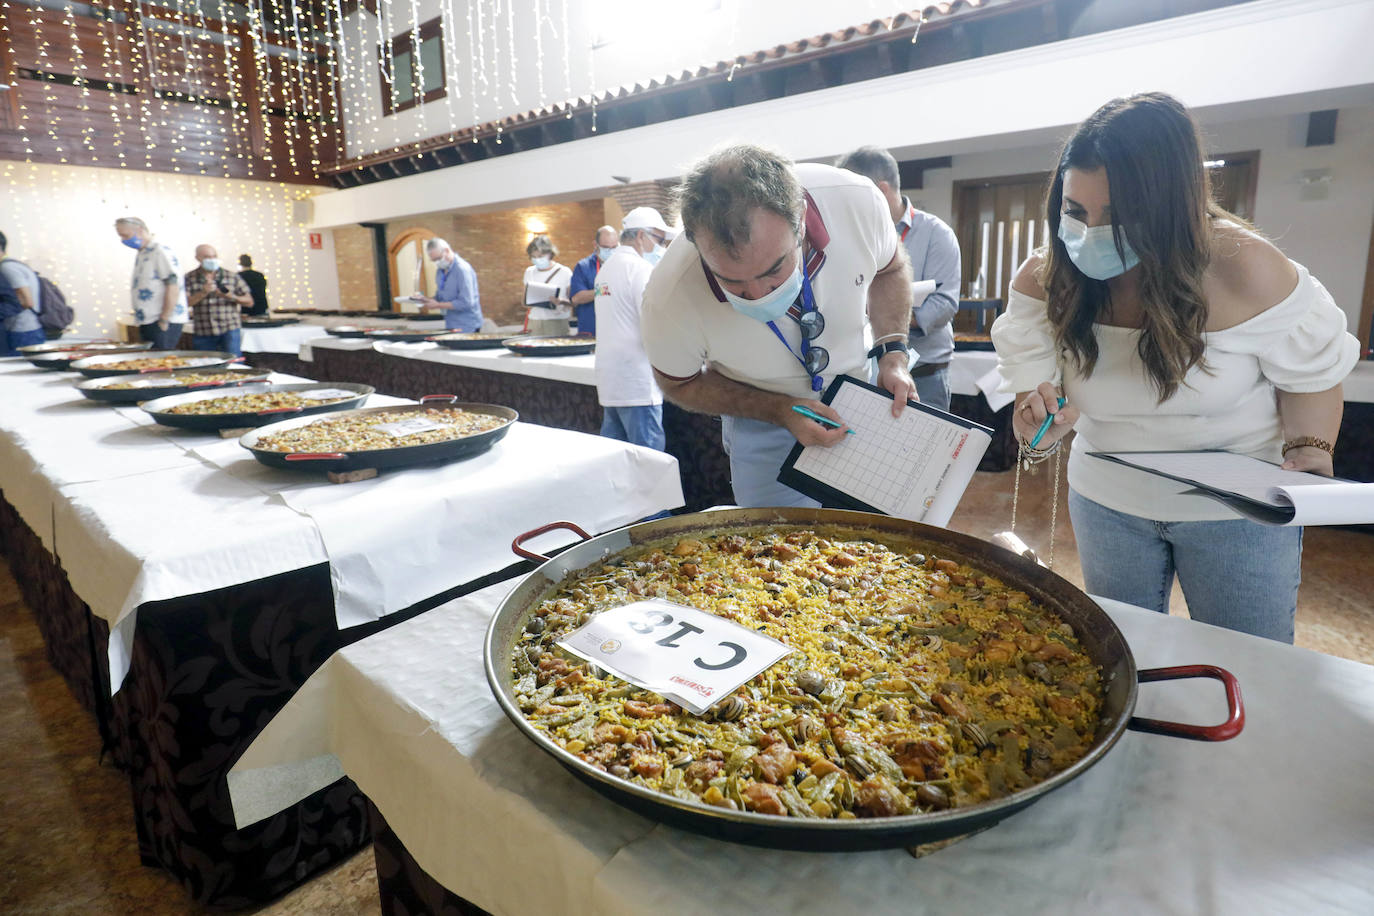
229;575;1374;915
0;355;684;906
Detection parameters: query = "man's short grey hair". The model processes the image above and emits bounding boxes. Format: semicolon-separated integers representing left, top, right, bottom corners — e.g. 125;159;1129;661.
619;228;638;244
115;216;148;231
594;225;618;245
676;144;803;255
425;238;450;254
834;146;900;192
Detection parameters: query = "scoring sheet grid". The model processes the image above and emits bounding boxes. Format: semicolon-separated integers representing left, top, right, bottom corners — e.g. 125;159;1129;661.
793;384;935;515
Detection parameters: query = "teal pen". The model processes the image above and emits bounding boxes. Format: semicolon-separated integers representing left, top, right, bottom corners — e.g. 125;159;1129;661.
1029;396;1067;449
791;404;856;436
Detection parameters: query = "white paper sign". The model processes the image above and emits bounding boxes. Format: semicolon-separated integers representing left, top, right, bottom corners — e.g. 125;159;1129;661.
374;417;447;437
297;388;358;401
555;599;792;715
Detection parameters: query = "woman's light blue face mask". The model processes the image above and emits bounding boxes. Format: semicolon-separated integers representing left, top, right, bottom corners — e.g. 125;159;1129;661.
1057;214;1140;280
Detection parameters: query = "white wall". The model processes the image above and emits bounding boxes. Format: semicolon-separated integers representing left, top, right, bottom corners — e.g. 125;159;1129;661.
314;0;1374;224
336;0;919;160
0;162;341;338
912;105;1374;331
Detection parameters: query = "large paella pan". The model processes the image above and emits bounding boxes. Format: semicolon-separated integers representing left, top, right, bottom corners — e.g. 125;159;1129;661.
485;508;1242;851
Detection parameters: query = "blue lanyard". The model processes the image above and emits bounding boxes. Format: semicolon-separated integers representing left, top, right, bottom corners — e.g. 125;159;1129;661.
766;253;822;392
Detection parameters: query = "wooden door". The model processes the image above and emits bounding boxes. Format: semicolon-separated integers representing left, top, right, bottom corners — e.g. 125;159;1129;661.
953;172;1052;314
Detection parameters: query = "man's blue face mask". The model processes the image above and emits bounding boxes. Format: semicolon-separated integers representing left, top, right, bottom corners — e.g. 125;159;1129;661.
121;236;143;250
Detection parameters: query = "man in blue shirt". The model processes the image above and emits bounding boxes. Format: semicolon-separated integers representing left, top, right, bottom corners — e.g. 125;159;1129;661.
836;147;961;410
418;238;482;331
568;225;618;337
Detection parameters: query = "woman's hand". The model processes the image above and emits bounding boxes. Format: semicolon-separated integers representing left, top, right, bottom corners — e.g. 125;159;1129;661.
1281;446;1334;477
1013;381;1080;447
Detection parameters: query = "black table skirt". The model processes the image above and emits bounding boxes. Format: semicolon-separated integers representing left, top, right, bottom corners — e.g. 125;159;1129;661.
0;488;532;907
370;801;491;916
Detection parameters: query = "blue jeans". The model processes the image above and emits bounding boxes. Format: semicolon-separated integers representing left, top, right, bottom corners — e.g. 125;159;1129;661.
192;328;242;357
911;366;951;412
601;404;665;451
573;302;595;337
2;326;46;355
140;321;184;350
1067;488;1302;643
720;415;820;509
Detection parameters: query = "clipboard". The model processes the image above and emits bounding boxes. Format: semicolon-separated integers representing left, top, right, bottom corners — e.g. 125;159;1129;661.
778;375;992;526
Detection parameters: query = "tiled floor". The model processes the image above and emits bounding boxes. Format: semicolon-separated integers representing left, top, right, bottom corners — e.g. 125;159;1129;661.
1;469;1370;914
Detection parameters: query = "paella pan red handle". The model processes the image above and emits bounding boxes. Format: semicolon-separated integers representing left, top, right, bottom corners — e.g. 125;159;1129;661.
1127;664;1244;741
512;520;593;562
284;452;348;461
420;393;458;403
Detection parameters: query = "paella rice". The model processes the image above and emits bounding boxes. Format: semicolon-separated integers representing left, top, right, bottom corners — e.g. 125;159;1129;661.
253;406;508;452
105;370;263;390
510;526;1103;820
162;390;355;414
96;355;213;371
507;336;593;347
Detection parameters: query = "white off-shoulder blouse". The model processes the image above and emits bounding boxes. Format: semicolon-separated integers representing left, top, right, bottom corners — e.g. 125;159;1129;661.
991;263;1360;521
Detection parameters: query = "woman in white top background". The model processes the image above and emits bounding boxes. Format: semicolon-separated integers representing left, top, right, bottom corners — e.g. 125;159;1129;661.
523;234;573;336
992;92;1359;643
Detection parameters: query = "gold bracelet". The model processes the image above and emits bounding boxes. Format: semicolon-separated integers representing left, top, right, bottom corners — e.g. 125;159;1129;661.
1281;436;1334;456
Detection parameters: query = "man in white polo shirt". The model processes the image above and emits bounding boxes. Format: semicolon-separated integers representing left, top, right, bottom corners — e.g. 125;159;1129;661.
593;208;671;450
641;144;916;507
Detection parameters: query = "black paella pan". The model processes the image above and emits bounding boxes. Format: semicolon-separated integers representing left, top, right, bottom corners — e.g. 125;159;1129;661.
429;331;519;350
239;395;518;472
138;381;374;431
69;349;237;378
20;339;152;370
484;507;1243;852
502;335;596;357
75;365;271;403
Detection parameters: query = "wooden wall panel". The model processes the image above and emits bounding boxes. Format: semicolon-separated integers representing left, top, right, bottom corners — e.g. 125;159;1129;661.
0;2;338;186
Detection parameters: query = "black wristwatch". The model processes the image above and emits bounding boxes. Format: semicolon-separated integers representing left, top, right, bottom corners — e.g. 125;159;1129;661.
867;339;909;360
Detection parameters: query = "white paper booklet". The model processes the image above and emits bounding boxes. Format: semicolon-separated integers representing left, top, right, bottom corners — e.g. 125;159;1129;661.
779;375;992;527
524;280;560;306
1089;450;1374;526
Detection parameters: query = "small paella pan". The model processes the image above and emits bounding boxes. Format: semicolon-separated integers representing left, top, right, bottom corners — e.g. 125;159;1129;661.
502;334;595;357
239;395;517;472
485;508;1243;851
138;382;374;431
429;331;521;350
20;340;153;370
75;365;272;403
69;350;237;378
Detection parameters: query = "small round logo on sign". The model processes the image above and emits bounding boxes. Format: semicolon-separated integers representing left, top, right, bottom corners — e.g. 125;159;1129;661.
600;639;622;654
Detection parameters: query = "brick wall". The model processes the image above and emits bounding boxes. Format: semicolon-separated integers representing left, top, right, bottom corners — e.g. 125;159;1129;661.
333;198;610;325
332;225;378;310
607;180;680;224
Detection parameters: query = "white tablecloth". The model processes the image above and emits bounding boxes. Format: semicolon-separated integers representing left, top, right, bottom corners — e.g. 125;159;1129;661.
241;323;338;355
229;579;1374;916
371;339;600;385
0;358;685;691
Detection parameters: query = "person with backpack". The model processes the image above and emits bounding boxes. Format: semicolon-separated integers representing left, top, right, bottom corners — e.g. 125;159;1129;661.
0;230;48;353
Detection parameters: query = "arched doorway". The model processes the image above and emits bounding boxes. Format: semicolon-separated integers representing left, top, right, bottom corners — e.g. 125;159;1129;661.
389;228;439;309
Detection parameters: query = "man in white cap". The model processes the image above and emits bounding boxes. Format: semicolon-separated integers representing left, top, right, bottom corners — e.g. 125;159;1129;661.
591;207;674;450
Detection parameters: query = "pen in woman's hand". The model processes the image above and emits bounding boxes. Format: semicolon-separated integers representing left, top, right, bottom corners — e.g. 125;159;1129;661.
1028;396;1067;449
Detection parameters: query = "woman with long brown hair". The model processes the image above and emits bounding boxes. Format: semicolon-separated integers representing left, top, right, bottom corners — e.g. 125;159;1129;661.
991;92;1358;643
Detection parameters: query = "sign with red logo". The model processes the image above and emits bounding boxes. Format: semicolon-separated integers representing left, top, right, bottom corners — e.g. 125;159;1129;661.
308;232;323;250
